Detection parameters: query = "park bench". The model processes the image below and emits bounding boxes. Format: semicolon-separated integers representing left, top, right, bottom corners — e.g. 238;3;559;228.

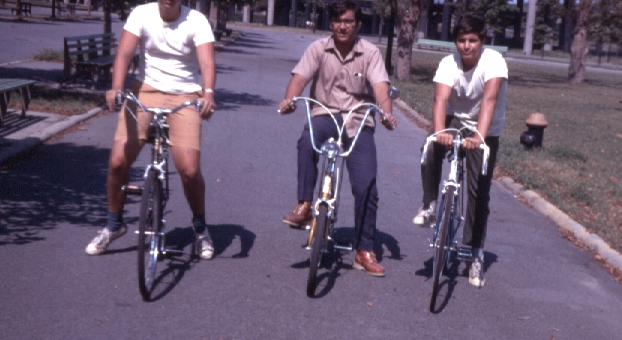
0;78;36;127
57;2;76;17
415;38;508;55
63;32;119;85
11;2;32;16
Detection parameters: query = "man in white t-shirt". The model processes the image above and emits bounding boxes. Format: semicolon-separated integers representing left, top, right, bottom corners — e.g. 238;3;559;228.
413;14;508;287
85;0;217;260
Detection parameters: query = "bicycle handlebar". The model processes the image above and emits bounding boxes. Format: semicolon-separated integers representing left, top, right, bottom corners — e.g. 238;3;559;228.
287;96;392;157
116;91;203;114
420;128;490;176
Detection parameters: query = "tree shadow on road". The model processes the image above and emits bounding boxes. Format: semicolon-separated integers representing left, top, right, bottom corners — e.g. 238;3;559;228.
0;142;110;246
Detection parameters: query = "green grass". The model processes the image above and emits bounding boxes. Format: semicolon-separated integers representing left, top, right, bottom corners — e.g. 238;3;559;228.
392;50;622;252
7;87;104;115
33;48;63;62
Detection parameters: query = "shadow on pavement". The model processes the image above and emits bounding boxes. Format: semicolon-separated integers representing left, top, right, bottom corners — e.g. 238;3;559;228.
415;251;498;313
0;142;110;246
290;226;402;298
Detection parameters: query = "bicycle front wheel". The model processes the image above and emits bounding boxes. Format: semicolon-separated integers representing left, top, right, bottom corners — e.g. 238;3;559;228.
307;203;328;297
430;186;455;312
138;168;163;301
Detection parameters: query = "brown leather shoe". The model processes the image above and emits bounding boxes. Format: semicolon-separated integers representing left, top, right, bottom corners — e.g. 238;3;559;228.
354;251;385;277
282;201;312;228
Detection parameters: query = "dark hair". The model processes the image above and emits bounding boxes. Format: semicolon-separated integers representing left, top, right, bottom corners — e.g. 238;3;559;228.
328;0;362;23
452;14;487;42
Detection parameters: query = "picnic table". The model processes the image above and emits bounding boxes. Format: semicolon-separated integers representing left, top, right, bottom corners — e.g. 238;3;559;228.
0;78;36;127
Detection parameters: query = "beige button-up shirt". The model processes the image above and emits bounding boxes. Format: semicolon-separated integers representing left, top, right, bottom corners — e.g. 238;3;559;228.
292;36;390;137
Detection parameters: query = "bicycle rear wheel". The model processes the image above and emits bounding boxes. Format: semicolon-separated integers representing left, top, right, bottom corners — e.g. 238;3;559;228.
430;186;455;312
138;168;163;301
307;203;328;297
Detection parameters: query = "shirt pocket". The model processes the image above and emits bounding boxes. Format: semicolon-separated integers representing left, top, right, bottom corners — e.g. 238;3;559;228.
344;69;367;95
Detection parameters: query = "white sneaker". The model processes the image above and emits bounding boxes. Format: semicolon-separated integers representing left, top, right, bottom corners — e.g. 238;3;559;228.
412;201;436;225
85;225;127;255
197;233;214;260
469;258;485;287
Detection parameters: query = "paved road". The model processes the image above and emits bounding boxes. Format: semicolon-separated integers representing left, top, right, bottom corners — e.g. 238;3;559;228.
2;25;622;339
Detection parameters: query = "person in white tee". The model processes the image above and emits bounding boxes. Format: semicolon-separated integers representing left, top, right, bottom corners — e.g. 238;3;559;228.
85;0;217;260
413;14;508;287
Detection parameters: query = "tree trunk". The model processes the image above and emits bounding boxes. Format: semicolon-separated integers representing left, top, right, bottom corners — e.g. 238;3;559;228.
392;0;422;81
568;0;592;84
104;0;112;33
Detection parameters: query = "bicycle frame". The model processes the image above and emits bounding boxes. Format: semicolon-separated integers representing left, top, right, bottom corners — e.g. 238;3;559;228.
422;127;490;262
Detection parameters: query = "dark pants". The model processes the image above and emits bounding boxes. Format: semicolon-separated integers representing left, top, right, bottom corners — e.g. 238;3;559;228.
420;117;499;249
297;115;378;252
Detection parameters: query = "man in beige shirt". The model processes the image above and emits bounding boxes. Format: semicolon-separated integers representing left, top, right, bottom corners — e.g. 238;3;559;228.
278;0;397;277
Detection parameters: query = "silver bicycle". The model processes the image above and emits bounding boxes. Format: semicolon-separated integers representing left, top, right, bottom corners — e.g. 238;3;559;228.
116;90;203;301
421;126;489;312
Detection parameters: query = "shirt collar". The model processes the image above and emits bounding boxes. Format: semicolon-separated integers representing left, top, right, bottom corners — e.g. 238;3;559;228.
325;36;363;62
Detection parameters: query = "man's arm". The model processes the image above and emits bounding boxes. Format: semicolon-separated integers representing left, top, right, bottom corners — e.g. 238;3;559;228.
432;82;453;146
196;42;216;119
372;81;397;130
278;73;308;114
463;77;503;150
106;30;140;110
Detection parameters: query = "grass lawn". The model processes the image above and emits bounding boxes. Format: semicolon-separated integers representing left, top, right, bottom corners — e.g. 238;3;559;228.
6;87;104;116
392;50;622;253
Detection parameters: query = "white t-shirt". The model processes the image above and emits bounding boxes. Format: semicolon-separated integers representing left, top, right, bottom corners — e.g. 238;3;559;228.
433;48;508;136
124;3;214;94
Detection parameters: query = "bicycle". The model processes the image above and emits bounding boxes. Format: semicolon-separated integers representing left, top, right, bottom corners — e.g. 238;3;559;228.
420;127;489;312
286;87;398;297
116;90;203;301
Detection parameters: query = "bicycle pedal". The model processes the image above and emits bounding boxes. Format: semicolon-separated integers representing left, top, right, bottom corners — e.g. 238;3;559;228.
122;184;143;196
333;241;352;252
456;247;473;261
163;249;184;257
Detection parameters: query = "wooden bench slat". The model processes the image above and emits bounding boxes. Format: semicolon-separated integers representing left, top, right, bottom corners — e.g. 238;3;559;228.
63;33;119;85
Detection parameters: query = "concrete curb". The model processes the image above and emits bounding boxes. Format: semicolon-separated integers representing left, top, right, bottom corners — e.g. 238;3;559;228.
394;98;622;273
0;106;103;164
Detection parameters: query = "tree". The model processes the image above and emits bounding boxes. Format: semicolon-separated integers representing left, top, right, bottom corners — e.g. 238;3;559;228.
457;0;517;45
533;0;565;57
373;0;391;42
390;0;422;80
588;0;622;65
568;0;593;84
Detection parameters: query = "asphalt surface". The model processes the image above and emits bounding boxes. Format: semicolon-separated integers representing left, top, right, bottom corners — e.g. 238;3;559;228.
2;16;622;339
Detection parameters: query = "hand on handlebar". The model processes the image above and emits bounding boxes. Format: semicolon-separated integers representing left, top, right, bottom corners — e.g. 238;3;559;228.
106;89;123;111
278;98;296;114
199;91;216;120
434;131;454;146
462;135;483;150
380;112;397;130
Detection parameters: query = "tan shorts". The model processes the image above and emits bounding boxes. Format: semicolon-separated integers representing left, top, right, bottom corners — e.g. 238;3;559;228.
114;81;202;150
